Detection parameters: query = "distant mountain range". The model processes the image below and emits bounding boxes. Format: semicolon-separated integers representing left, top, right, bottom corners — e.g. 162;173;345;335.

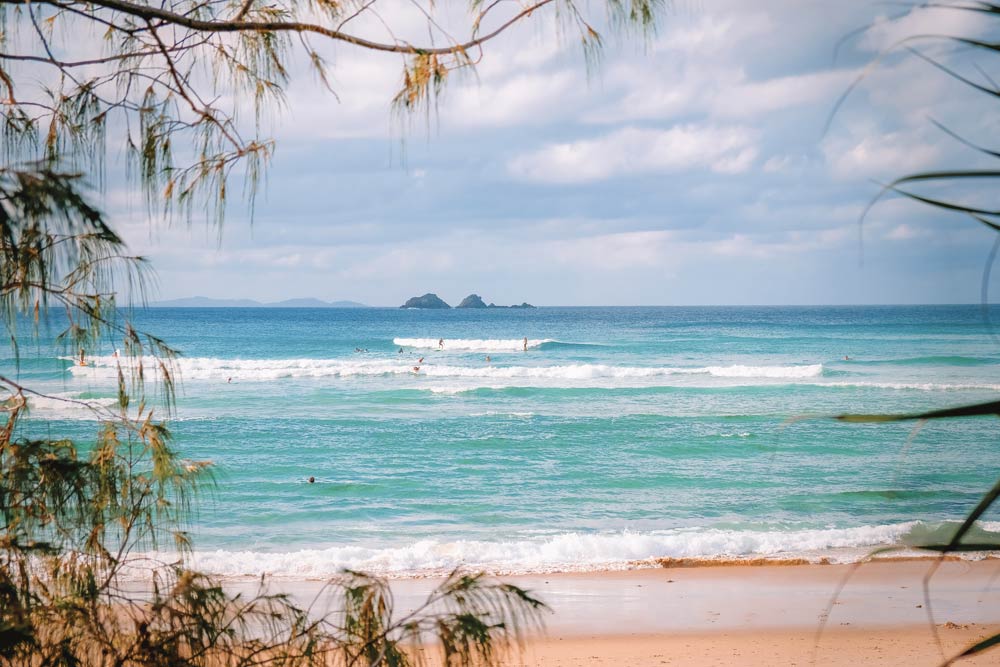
151;296;370;308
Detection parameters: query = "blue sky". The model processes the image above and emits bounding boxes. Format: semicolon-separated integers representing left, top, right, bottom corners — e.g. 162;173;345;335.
108;0;1000;306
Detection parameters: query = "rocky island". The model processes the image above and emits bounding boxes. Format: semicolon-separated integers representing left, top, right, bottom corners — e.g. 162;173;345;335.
456;294;535;309
400;293;536;309
400;293;451;309
491;302;536;309
456;294;488;308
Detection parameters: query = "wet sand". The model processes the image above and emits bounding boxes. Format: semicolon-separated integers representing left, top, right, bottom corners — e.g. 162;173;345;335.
495;624;1000;666
225;559;1000;665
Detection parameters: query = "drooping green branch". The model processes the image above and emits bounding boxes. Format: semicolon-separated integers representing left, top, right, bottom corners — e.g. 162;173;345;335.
0;0;663;227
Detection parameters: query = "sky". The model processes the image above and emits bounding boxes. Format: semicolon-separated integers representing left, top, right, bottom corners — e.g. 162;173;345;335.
102;0;1000;306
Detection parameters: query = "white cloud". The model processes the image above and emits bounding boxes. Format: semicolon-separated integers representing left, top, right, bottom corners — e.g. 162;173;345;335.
652;11;774;58
859;6;987;53
823;128;940;181
700;228;853;260
549;230;676;270
884;223;924;241
708;69;857;118
507;124;758;183
86;0;998;306
441;70;581;128
762;155;795;173
273;4;582;139
593;59;859;123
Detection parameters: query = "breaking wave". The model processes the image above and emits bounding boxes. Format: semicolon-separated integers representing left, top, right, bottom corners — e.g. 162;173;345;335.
823;381;1000;392
23;392;118;420
66;356;824;382
393;338;553;351
133;521;999;579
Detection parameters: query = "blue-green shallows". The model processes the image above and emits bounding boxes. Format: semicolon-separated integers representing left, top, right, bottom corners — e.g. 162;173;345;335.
10;305;1000;577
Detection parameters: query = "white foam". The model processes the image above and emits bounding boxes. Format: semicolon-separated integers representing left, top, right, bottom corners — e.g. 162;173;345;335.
469;411;535;418
428;386;484;395
129;522;969;580
702;364;823;378
67;356;824;383
822;381;1000;392
24;392;118;420
394;338;553;352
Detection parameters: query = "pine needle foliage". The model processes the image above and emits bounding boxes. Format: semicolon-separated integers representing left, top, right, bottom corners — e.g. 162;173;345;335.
0;147;551;667
834;3;1000;664
0;0;664;227
0;0;677;662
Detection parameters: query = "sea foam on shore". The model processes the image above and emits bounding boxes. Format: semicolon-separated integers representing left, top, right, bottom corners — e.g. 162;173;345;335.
132;521;999;580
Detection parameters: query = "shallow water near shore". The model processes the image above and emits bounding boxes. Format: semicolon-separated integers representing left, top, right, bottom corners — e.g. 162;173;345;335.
10;305;1000;578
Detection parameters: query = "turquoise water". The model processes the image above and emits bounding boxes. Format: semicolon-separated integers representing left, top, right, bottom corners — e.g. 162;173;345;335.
8;305;1000;577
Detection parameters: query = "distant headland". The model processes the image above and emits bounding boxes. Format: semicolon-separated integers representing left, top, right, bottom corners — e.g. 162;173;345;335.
400;293;535;309
151;296;370;308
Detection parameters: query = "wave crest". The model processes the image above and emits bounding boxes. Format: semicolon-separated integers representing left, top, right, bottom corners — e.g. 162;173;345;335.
25;392;118;420
67;357;824;382
127;521;996;579
394;338;553;351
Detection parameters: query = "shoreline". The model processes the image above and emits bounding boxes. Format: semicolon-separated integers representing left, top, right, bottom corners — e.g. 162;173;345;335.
211;560;1000;665
187;550;998;585
165;531;1000;583
216;559;1000;637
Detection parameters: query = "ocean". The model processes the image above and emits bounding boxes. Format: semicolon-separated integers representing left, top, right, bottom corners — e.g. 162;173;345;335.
9;305;1000;578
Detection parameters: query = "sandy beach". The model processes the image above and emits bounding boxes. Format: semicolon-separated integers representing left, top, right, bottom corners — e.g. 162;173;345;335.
508;560;1000;665
504;624;1000;666
224;559;1000;666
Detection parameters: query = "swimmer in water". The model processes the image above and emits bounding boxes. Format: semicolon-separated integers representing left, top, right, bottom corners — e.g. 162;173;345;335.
485;355;491;364
844;355;851;361
418;357;424;364
413;366;421;373
308;476;315;484
398;347;404;354
227;377;232;384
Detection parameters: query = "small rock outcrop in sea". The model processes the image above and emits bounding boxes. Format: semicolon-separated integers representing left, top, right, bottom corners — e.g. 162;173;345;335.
456;294;488;309
487;301;536;309
400;293;451;309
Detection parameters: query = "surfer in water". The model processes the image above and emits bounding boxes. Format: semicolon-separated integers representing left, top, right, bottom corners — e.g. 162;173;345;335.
78;348;87;366
438;338;444;350
523;337;528;352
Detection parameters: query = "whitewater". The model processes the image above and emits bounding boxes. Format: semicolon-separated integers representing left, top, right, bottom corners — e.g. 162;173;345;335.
14;305;1000;577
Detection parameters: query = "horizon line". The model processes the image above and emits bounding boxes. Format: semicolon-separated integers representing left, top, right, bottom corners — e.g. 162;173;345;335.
145;301;1000;308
